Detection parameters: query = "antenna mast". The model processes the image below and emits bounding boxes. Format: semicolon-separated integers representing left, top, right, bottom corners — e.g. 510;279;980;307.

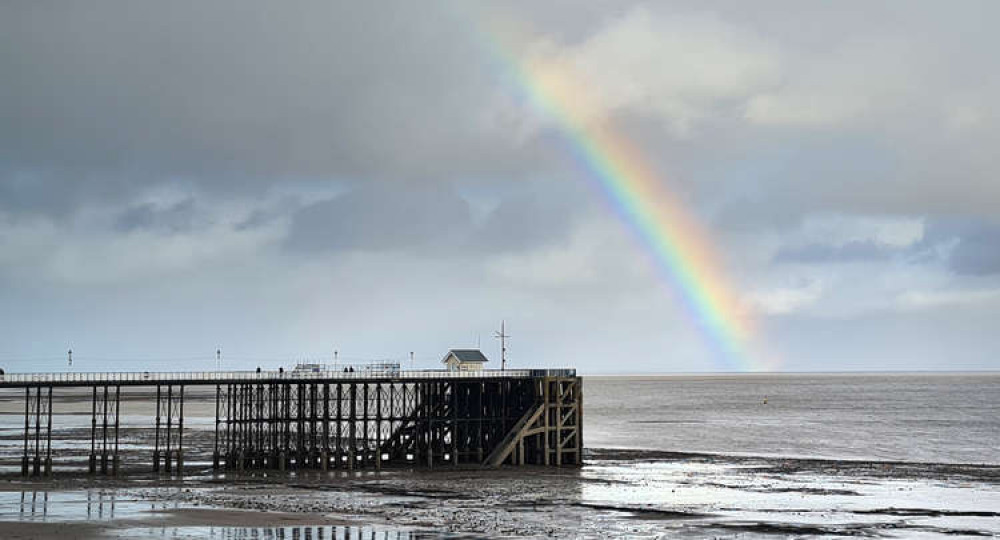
494;320;509;371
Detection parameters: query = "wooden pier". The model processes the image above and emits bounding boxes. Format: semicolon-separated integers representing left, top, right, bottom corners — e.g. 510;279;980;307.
0;369;581;477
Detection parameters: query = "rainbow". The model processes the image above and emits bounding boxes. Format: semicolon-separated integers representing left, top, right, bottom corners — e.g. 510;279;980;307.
477;17;772;371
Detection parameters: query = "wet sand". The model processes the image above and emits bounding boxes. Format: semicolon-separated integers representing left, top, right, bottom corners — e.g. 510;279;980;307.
2;448;999;538
0;508;350;540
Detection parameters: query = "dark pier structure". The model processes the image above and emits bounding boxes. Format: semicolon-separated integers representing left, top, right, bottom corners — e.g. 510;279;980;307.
0;368;581;477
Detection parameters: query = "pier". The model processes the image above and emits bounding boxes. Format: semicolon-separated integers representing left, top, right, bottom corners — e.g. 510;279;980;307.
0;368;582;477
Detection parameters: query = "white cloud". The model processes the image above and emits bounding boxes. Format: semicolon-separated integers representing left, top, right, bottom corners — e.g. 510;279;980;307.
897;288;1000;310
0;211;284;286
745;38;917;127
528;7;781;135
795;214;925;248
750;280;824;315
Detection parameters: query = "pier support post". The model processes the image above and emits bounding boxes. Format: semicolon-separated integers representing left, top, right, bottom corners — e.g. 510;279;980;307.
32;385;42;475
89;387;97;474
213;384;221;470
21;388;29;476
100;386;109;474
348;382;356;470
322;383;330;471
427;382;434;468
176;385;184;475
44;386;53;476
362;383;369;469
165;385;173;473
112;386;121;476
153;385;161;472
375;382;383;471
451;381;458;466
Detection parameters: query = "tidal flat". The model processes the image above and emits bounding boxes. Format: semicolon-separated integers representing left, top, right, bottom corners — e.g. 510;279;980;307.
2;448;999;538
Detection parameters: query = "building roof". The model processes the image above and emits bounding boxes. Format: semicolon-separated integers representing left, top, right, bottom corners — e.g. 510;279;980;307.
442;349;489;364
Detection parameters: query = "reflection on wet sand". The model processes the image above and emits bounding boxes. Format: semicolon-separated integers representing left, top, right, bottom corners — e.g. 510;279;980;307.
19;490;48;519
7;489;428;539
115;525;426;539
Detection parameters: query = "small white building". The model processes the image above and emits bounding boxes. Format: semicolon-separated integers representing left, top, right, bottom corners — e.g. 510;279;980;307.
442;349;489;372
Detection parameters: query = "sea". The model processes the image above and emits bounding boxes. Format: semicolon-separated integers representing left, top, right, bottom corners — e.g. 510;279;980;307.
585;373;1000;465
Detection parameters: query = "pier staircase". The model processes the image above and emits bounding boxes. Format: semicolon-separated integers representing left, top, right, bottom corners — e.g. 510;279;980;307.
483;402;545;466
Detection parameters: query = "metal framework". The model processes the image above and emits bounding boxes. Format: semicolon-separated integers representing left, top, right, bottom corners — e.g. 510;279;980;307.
87;385;121;475
153;384;185;474
21;386;53;476
4;369;581;476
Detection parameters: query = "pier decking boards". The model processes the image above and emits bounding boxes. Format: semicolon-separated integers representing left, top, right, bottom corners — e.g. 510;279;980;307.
0;369;581;477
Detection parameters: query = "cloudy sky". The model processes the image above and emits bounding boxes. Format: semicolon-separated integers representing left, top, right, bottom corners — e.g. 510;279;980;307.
1;1;998;373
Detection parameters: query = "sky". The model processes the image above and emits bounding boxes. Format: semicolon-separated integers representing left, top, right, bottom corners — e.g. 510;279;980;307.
1;1;998;374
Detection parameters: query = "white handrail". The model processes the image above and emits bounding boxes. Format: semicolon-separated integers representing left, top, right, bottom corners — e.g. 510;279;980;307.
0;368;576;385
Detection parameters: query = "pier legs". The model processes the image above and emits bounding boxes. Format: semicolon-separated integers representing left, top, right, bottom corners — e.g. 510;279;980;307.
86;385;121;476
153;384;185;476
21;386;53;477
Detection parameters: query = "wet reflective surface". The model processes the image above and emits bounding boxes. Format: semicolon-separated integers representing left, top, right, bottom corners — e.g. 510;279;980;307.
110;526;435;539
0;489;179;521
0;489;442;539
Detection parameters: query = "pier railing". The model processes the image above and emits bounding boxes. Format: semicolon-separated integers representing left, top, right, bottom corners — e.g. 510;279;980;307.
0;368;576;386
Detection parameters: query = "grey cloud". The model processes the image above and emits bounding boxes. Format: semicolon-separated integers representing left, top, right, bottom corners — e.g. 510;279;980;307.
774;240;894;264
235;209;276;232
774;217;1000;276
114;198;199;233
951;239;1000;276
922;219;1000;276
3;0;998;226
283;183;472;253
234;196;302;232
0;170;137;218
469;182;591;254
0;2;539;183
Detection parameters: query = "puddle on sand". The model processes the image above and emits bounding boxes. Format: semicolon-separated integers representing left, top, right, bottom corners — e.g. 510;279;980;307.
0;491;457;539
0;489;177;522
109;525;447;539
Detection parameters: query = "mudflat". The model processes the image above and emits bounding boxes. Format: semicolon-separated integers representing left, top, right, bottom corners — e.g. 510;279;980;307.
2;449;999;538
